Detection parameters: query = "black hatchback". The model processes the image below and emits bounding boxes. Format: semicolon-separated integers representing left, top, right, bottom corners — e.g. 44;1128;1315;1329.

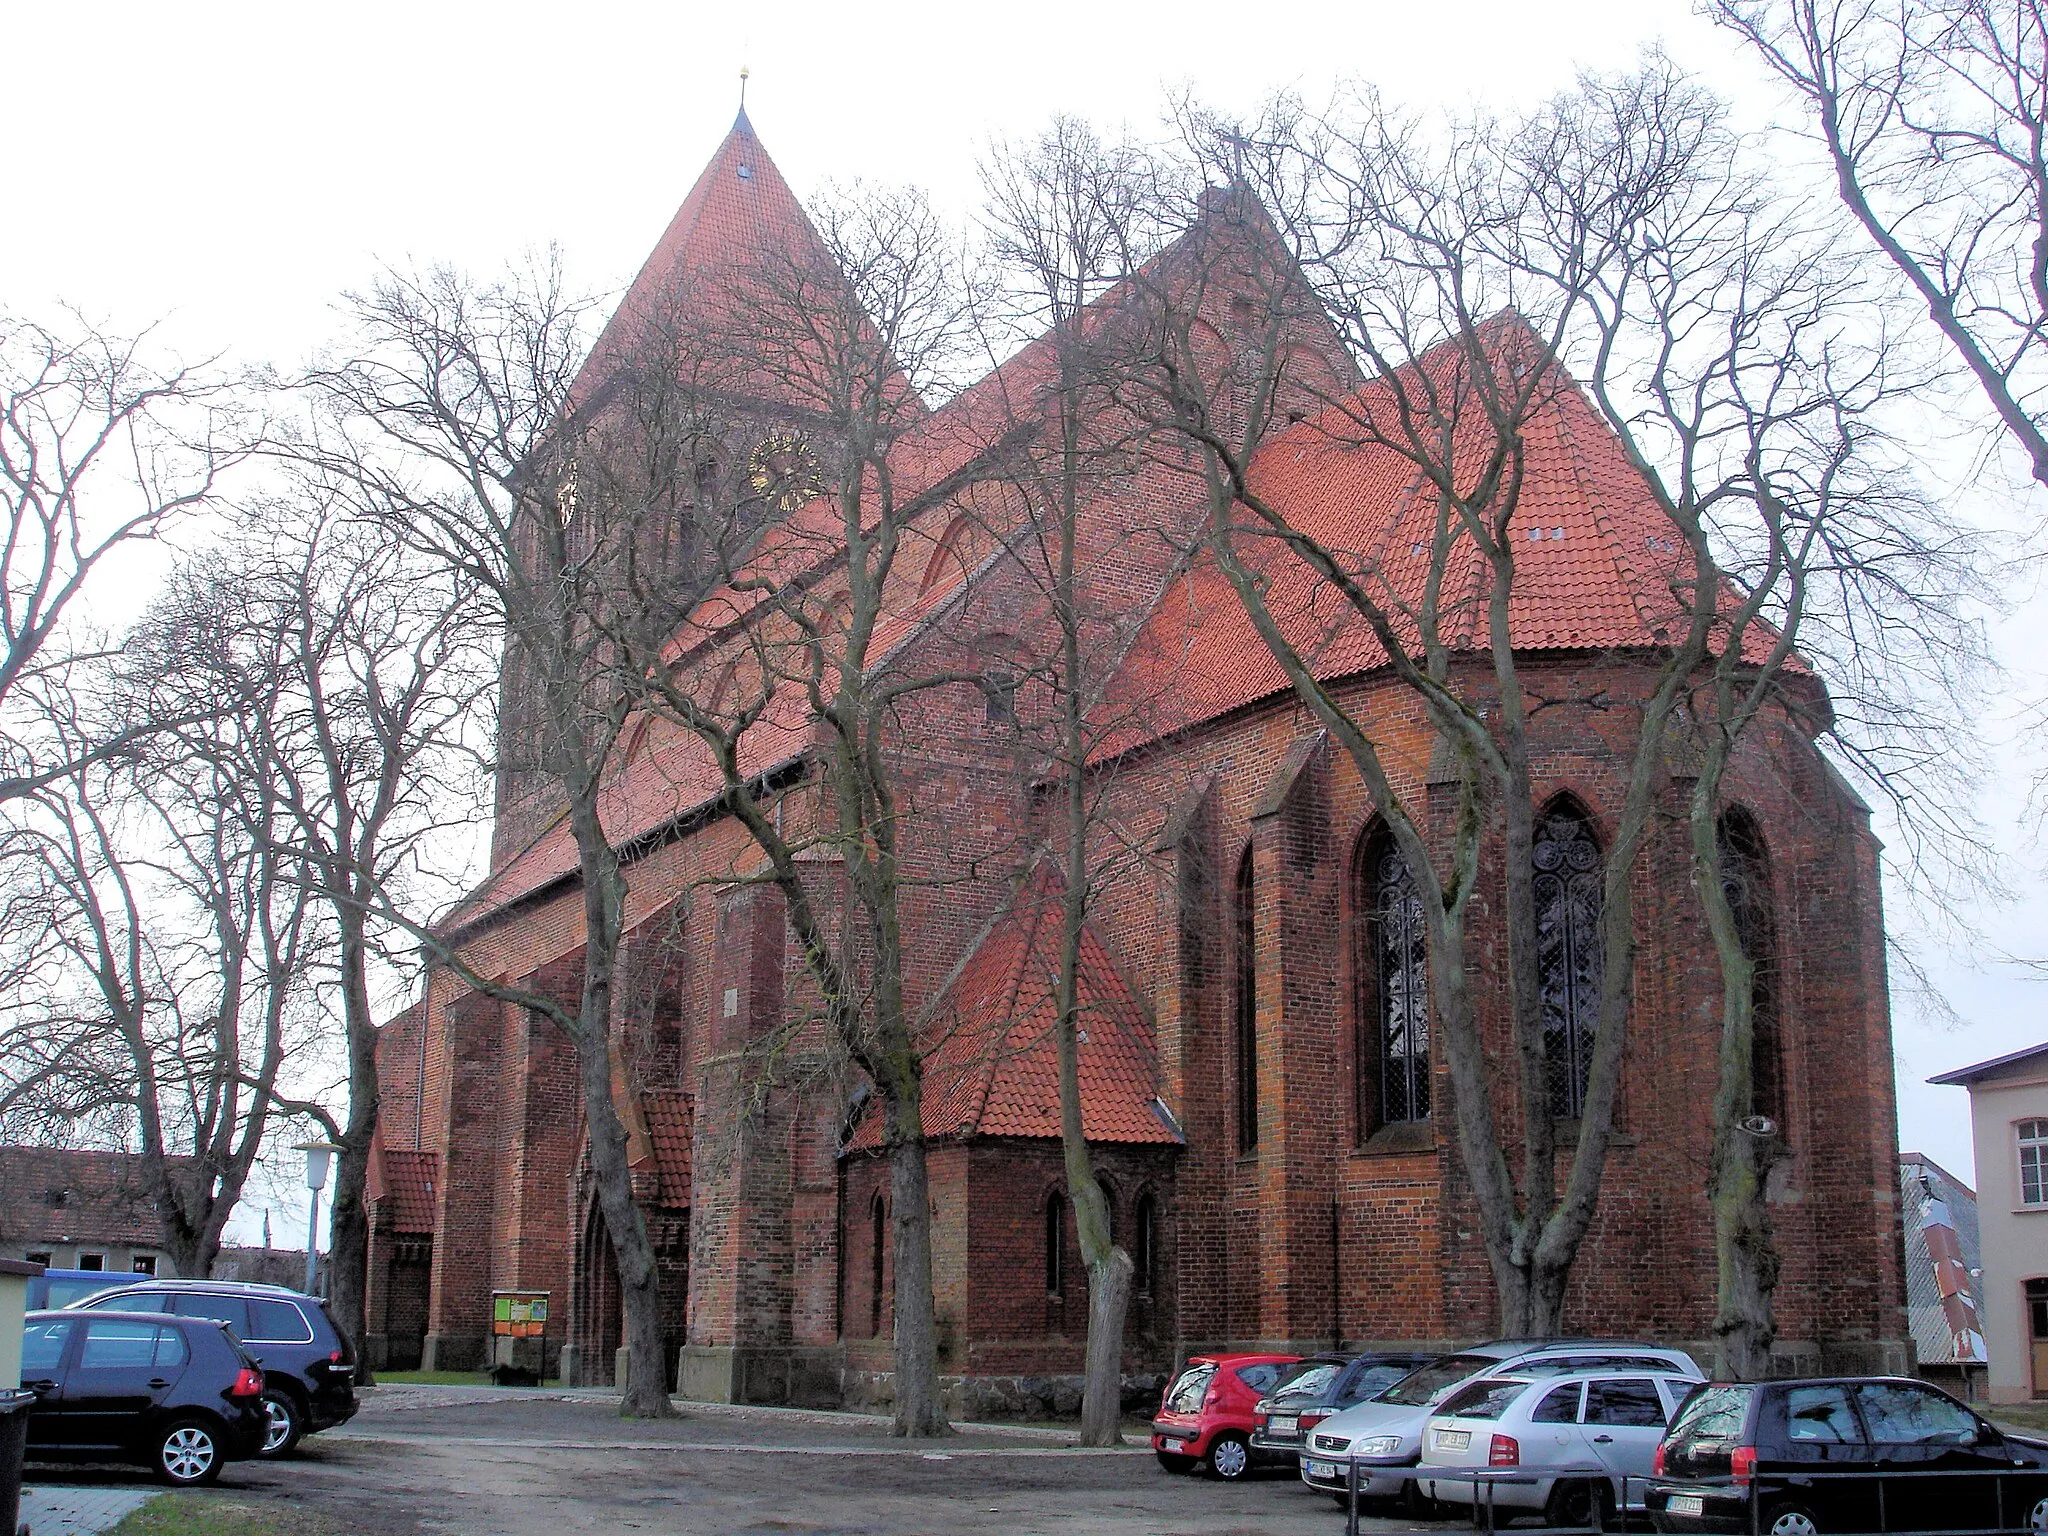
74;1280;357;1456
20;1309;267;1484
1648;1376;2048;1536
1252;1351;1438;1462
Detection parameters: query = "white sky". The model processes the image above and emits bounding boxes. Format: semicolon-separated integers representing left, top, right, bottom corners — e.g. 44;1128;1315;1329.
3;0;2017;1232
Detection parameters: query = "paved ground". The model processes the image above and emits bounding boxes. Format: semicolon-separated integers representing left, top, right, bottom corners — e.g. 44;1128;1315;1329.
23;1385;1434;1535
16;1485;157;1536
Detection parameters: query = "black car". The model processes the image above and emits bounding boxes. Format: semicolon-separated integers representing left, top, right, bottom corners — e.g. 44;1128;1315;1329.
1251;1351;1438;1461
1648;1376;2048;1536
20;1309;267;1485
25;1268;129;1310
74;1280;358;1456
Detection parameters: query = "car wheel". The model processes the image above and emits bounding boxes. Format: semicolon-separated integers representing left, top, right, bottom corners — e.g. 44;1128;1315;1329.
1155;1449;1197;1474
1545;1478;1614;1530
259;1389;305;1457
2028;1497;2048;1535
1205;1431;1252;1480
1762;1503;1820;1536
155;1418;223;1486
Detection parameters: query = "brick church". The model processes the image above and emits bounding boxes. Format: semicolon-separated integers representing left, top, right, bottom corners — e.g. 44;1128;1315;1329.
361;111;1912;1408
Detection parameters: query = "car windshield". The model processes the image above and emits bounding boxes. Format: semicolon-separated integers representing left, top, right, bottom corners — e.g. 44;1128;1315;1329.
45;1277;121;1308
1164;1363;1215;1415
1273;1363;1341;1401
1438;1377;1531;1421
1665;1385;1747;1444
1380;1353;1498;1406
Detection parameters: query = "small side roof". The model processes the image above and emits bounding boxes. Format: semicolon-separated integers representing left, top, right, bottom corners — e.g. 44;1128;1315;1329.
1929;1041;2048;1086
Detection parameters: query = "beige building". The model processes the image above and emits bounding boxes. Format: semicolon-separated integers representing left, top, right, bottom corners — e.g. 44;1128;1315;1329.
1933;1044;2048;1402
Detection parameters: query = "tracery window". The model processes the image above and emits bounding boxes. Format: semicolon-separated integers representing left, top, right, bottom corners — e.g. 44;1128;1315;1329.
1369;839;1431;1128
1233;846;1259;1153
1718;809;1783;1126
1533;804;1604;1118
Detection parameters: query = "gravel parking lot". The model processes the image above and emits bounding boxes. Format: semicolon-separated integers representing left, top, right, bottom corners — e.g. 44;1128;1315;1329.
26;1385;1434;1535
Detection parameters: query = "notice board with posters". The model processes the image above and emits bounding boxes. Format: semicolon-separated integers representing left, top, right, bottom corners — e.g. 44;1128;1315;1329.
491;1290;549;1338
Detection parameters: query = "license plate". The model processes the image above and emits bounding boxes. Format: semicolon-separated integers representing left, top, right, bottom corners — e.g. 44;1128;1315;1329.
1162;1439;1186;1453
1434;1428;1471;1451
1270;1414;1298;1436
1668;1495;1705;1517
1306;1460;1340;1480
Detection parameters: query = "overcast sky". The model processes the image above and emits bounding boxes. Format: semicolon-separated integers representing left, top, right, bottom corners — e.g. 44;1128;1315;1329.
5;0;2023;1233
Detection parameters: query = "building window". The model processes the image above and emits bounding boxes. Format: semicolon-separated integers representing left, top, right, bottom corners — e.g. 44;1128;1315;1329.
2021;1121;2048;1206
1045;1193;1066;1299
1134;1192;1157;1297
24;1252;50;1268
77;1253;104;1272
868;1195;887;1338
1362;835;1430;1129
2029;1278;2048;1343
1719;809;1783;1126
132;1255;157;1276
1534;803;1605;1118
1234;846;1259;1153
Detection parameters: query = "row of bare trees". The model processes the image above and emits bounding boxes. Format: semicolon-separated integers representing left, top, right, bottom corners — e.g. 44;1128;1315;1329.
0;3;2027;1432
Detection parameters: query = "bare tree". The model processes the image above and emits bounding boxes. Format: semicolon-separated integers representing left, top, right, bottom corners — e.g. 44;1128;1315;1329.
300;258;738;1416
1108;66;1983;1366
976;119;1162;1445
0;310;246;799
146;490;490;1375
1712;0;2048;488
632;184;976;1438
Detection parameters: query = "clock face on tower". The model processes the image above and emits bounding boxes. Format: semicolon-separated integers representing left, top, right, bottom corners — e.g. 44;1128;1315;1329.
747;431;823;513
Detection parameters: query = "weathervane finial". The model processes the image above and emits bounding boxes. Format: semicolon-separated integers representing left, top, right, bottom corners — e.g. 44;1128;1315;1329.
739;65;750;111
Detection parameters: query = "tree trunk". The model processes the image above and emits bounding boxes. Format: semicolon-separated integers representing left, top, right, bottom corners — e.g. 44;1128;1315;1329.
327;900;379;1380
888;1134;947;1436
1080;1248;1134;1444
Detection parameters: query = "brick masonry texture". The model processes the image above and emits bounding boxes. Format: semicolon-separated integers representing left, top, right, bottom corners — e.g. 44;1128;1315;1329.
365;113;1911;1406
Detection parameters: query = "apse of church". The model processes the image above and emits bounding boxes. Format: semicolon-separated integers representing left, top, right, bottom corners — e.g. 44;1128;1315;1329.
360;110;1910;1408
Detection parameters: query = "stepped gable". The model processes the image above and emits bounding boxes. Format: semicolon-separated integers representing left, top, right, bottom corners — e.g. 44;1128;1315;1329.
849;866;1175;1149
1092;313;1798;763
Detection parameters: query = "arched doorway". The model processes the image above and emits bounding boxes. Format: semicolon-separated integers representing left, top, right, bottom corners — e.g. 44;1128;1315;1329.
574;1197;624;1385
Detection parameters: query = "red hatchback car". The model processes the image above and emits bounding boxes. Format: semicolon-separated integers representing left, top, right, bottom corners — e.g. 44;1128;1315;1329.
1152;1352;1302;1480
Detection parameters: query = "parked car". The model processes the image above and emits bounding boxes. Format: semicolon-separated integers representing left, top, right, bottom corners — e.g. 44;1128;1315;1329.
1418;1368;1704;1526
25;1268;129;1311
1299;1338;1707;1507
72;1279;357;1456
1251;1351;1437;1463
1152;1352;1302;1480
1647;1376;2048;1536
18;1308;267;1484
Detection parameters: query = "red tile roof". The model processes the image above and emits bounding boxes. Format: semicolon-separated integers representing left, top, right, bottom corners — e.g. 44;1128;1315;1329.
1091;315;1793;761
639;1090;692;1205
0;1148;187;1251
849;867;1177;1150
373;1149;438;1235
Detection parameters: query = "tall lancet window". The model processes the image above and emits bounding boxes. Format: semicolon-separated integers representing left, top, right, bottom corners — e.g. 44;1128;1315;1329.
1533;803;1604;1118
1371;840;1432;1126
1233;846;1259;1154
1718;808;1783;1127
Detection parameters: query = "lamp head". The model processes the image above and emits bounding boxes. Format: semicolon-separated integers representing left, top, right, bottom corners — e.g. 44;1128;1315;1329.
295;1139;343;1191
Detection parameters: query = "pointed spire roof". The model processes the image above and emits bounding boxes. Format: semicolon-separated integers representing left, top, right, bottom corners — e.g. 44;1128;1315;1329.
569;112;835;406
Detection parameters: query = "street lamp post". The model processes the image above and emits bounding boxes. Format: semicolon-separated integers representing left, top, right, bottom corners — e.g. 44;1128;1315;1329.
295;1141;342;1296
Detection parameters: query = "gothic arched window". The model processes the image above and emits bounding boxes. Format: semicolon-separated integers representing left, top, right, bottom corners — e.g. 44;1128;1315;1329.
1533;803;1604;1118
1233;846;1259;1153
868;1193;887;1337
921;515;973;593
1718;808;1783;1127
1045;1192;1066;1298
1134;1191;1157;1297
1362;834;1431;1129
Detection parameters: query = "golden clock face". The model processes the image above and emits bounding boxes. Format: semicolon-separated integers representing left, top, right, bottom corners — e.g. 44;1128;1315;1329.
748;431;823;512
